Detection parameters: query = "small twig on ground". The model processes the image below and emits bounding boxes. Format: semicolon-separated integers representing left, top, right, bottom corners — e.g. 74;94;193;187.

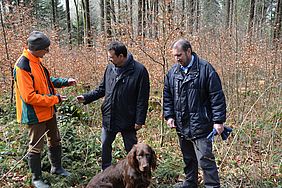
0;130;49;180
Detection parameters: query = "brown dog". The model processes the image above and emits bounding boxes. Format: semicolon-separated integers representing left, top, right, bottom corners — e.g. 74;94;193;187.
86;143;157;188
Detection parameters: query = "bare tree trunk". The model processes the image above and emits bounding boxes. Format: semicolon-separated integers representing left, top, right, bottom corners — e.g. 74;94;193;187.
0;4;13;104
195;0;200;32
273;0;281;79
105;0;112;37
234;0;244;123
189;0;195;34
167;0;173;34
129;0;133;36
225;0;230;30
100;0;105;33
137;0;142;36
142;0;147;39
273;0;281;43
52;0;60;43
65;0;72;46
259;0;267;38
142;0;146;38
254;0;261;38
230;0;234;31
181;0;185;30
110;0;116;23
82;0;86;44
52;0;56;27
117;0;121;22
73;0;80;44
147;0;152;38
85;0;91;44
248;0;255;36
110;0;117;36
82;0;91;45
153;0;158;38
124;0;128;25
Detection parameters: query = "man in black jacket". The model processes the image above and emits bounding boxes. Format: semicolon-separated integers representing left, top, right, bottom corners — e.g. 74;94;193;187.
77;41;150;170
163;39;226;188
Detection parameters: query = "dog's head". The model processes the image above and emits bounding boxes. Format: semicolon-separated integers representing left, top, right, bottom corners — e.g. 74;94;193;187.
128;143;157;172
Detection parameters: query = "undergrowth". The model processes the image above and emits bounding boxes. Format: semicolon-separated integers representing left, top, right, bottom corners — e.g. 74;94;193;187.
0;84;281;187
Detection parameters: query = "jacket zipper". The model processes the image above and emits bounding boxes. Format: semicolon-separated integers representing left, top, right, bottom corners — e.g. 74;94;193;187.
39;63;54;115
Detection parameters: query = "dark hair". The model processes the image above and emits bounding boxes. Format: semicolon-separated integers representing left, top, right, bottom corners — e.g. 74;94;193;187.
172;39;192;52
107;41;128;57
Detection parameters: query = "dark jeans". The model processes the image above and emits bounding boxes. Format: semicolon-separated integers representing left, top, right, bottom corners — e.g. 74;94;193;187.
101;127;137;170
178;135;220;188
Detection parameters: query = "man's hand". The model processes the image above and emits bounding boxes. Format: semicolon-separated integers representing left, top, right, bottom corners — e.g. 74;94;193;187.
76;95;85;103
57;94;67;103
167;118;176;128
68;78;76;86
135;124;142;130
213;123;224;135
60;95;67;101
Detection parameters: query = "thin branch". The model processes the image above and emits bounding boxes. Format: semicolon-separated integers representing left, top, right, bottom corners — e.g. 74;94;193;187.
219;80;278;169
0;130;50;181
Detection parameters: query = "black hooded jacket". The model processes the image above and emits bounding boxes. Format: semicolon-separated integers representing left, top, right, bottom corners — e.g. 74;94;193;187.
83;54;150;132
163;52;226;139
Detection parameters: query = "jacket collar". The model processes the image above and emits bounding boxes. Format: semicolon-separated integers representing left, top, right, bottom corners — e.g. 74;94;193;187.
189;52;199;74
112;53;134;75
23;48;42;64
174;52;200;81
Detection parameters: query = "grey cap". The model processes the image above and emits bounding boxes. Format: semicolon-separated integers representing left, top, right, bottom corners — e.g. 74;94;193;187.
27;31;50;51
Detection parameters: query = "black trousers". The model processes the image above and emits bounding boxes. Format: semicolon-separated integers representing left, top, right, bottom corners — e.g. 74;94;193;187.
178;135;220;188
101;127;137;170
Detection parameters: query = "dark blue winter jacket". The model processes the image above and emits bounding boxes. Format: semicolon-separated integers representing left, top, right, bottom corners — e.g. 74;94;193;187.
163;52;226;139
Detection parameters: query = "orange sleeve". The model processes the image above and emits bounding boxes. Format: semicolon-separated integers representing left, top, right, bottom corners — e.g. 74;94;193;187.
15;68;59;107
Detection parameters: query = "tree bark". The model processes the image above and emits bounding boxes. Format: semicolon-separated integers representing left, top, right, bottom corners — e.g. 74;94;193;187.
225;0;231;30
248;0;255;36
73;0;80;44
110;0;117;36
100;0;105;33
129;0;133;36
51;0;56;28
195;0;200;32
137;0;142;36
105;0;112;37
0;4;13;104
189;0;195;34
273;0;281;43
65;0;72;45
82;0;91;45
153;0;158;38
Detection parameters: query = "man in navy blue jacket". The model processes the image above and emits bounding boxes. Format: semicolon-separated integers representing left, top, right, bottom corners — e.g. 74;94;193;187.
163;39;226;188
77;41;150;170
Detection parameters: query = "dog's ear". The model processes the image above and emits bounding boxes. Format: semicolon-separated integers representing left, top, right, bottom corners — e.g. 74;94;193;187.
150;147;157;171
127;144;138;169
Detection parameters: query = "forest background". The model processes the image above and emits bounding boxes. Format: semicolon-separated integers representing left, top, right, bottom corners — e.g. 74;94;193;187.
0;0;281;187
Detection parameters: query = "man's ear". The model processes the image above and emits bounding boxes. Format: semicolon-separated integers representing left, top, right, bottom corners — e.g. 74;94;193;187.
187;48;192;55
119;54;124;59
